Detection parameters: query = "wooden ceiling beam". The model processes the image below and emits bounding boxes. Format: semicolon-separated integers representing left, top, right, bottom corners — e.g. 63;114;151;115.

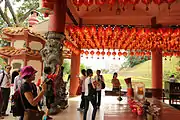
66;7;78;25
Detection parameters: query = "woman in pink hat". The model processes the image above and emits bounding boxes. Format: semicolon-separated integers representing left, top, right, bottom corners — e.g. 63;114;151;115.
19;66;46;120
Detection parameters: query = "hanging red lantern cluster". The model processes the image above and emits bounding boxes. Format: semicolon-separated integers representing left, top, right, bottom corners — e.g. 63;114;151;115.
118;0;129;11
80;50;156;59
73;0;83;11
96;0;106;12
72;0;176;11
141;0;152;11
65;25;180;57
64;40;80;55
41;0;55;17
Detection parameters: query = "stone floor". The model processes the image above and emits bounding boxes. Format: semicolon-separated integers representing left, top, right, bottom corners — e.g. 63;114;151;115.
4;95;180;120
5;95;122;120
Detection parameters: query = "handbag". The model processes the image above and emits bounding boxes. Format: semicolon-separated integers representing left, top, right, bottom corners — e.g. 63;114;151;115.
101;81;105;89
24;109;45;120
19;84;45;120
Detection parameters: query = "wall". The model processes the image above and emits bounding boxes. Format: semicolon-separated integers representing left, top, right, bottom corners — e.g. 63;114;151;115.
13;40;25;49
29;41;43;50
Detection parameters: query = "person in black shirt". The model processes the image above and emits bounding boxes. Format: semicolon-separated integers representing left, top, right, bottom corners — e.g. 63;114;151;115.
44;66;54;120
20;66;46;120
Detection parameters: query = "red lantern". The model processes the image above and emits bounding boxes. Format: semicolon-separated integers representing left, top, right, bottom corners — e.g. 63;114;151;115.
123;52;127;57
141;0;152;11
73;0;83;11
105;26;113;36
108;0;116;11
95;0;106;12
118;51;122;56
85;51;89;56
96;51;100;56
112;51;116;59
107;51;111;56
118;51;122;60
42;0;54;10
90;26;97;35
90;50;94;55
141;52;145;56
129;0;140;10
114;27;121;36
81;50;84;54
146;52;151;56
153;0;163;10
41;0;54;17
84;0;94;11
130;52;134;56
118;0;129;11
96;51;101;59
101;50;105;59
166;0;176;9
90;50;95;58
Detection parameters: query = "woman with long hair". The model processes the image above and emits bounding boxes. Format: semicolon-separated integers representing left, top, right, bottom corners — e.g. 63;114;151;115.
111;72;120;92
94;70;104;109
83;69;97;120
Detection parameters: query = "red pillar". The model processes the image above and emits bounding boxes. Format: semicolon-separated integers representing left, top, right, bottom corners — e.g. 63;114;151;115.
69;53;80;96
48;0;66;32
152;50;162;98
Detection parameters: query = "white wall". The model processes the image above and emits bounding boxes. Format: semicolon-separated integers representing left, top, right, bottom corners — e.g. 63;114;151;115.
29;41;43;50
14;40;25;49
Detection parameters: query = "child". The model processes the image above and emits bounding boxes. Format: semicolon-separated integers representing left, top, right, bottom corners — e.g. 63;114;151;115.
44;67;54;120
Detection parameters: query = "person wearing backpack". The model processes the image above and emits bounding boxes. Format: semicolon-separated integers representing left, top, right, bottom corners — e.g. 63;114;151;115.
43;66;55;120
83;69;97;120
0;65;12;117
94;70;104;109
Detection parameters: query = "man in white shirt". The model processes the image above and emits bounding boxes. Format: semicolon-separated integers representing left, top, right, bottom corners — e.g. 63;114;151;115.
94;70;104;109
13;69;24;92
169;75;176;83
0;65;12;116
77;69;87;111
83;69;97;120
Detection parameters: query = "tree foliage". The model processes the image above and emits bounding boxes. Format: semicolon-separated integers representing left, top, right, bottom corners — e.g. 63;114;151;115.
62;60;87;75
0;0;39;48
0;0;39;27
123;55;150;68
63;60;70;75
80;64;86;71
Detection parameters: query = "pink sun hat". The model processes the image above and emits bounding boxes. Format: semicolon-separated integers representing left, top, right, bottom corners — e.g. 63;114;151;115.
21;66;37;79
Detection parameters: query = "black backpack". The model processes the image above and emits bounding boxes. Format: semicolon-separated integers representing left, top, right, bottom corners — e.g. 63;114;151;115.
88;78;96;96
0;71;5;86
11;89;24;116
99;75;105;89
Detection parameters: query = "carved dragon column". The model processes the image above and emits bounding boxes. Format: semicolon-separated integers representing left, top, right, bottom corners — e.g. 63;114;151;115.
40;0;68;113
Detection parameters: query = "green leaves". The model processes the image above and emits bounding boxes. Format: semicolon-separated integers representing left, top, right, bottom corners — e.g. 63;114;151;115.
123;55;149;68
